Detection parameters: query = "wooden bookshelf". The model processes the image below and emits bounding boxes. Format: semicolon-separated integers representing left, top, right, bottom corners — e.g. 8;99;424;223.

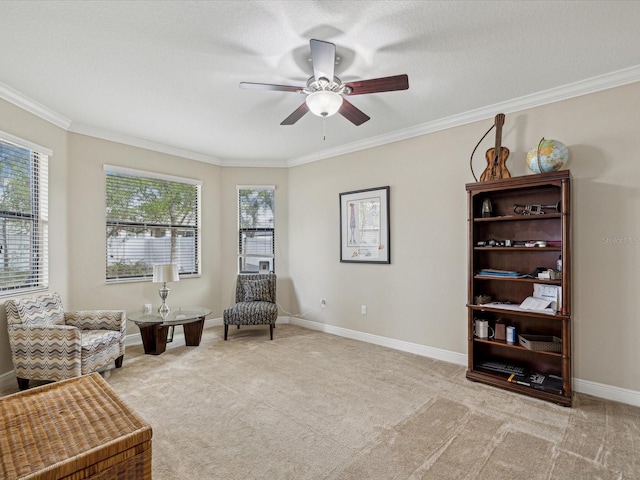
466;171;572;406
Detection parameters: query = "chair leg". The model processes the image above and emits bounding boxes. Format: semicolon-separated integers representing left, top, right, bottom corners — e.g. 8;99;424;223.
17;377;29;390
237;325;240;329
224;324;228;340
115;355;124;368
270;323;273;340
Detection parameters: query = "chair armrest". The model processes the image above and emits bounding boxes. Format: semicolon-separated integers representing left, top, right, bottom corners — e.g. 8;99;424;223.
7;324;81;354
7;324;83;380
65;311;126;332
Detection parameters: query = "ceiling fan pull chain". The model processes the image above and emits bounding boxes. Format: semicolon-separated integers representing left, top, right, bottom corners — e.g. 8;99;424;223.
323;118;326;141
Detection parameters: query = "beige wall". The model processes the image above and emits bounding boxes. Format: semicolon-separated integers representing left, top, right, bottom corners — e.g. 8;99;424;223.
66;133;224;324
0;98;69;373
287;81;640;393
219;167;290;310
1;81;639;396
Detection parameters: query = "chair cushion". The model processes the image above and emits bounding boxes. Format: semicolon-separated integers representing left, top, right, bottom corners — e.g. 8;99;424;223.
81;330;121;355
6;293;66;326
223;301;278;326
242;279;273;302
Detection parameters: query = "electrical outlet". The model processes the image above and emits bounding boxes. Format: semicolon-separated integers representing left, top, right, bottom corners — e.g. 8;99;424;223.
361;305;367;315
144;304;152;314
320;299;326;308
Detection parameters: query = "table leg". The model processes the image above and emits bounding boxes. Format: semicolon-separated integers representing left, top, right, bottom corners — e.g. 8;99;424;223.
139;324;170;355
183;318;205;346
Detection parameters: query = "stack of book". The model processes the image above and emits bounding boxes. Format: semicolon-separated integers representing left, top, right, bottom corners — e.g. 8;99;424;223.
476;269;524;278
507;371;563;394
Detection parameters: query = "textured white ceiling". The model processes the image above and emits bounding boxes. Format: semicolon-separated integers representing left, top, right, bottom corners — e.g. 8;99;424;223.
2;0;640;166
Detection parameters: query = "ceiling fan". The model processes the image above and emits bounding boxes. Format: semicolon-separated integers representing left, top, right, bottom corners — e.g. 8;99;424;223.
240;39;409;126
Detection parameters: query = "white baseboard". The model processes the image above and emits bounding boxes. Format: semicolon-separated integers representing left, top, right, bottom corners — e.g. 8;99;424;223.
286;317;640;408
287;316;467;366
3;317;640;407
573;378;640;407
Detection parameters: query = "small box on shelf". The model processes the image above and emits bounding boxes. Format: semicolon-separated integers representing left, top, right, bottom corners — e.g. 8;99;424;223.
518;334;562;352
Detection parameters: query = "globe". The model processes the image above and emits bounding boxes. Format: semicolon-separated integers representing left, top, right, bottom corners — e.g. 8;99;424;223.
526;138;568;173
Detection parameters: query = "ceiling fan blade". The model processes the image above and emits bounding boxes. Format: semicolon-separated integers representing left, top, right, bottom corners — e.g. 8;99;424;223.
281;103;309;125
310;39;335;82
339;99;370;126
240;82;302;93
344;74;409;96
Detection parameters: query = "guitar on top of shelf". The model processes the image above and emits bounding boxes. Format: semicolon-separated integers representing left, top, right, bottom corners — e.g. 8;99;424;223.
479;113;511;182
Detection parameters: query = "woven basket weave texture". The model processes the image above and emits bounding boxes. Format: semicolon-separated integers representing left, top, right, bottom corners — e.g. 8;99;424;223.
0;373;152;479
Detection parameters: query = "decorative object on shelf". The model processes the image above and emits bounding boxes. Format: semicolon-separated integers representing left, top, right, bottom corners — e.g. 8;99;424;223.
536;269;561;280
153;264;179;315
339;186;390;264
506;325;516;344
513;202;560;215
474;319;494;339
494;319;506;341
470;113;511;182
474;294;492;304
518;334;562;352
526;138;568;173
481;198;493;217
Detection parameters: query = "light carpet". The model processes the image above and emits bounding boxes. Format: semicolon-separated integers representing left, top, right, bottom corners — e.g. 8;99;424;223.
11;324;640;479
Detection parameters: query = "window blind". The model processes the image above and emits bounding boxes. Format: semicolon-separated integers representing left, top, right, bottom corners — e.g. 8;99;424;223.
0;138;48;295
237;186;274;273
105;167;201;282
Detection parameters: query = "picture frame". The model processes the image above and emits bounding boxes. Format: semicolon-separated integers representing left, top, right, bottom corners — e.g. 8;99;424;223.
339;186;390;264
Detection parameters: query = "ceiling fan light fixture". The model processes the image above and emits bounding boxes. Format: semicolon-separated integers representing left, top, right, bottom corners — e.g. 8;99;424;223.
305;90;343;117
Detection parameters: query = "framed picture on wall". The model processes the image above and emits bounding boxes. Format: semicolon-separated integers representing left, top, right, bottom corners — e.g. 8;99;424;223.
339;186;390;264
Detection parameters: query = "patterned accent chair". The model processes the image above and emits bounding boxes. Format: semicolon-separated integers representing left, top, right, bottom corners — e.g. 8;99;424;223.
5;292;126;390
223;274;277;340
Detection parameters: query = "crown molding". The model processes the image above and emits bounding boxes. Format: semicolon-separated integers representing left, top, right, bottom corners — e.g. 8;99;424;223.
69;123;225;165
0;82;71;130
286;64;640;167
69;123;292;167
3;65;640;168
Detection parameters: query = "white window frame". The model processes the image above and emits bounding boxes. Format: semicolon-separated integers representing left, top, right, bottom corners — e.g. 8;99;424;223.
104;165;202;283
0;131;50;297
237;185;275;274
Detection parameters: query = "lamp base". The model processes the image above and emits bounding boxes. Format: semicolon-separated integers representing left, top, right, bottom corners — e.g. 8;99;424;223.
158;285;170;316
158;303;170;315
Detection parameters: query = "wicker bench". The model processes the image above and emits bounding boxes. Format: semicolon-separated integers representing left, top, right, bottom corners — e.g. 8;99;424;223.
0;373;152;479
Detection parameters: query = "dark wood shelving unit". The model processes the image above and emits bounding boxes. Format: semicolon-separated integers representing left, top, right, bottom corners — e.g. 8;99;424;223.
466;171;572;406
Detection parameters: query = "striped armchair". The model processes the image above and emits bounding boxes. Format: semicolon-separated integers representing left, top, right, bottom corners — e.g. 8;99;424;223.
5;292;126;390
223;274;277;340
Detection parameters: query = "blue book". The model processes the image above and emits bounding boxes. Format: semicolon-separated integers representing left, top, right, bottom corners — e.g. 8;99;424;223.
477;269;522;277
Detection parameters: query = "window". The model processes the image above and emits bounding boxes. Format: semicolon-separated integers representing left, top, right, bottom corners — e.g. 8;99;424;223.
238;186;274;273
105;166;201;282
0;134;49;295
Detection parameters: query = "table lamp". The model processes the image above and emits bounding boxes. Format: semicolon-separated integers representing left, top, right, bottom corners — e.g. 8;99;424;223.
153;264;179;315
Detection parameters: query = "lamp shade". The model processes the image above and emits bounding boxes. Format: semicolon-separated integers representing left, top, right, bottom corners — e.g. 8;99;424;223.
305;91;343;117
153;264;179;283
